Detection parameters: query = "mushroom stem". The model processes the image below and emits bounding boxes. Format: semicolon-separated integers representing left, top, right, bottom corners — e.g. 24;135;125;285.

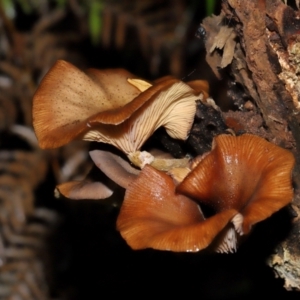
150;157;190;172
167;167;191;184
128;150;190;171
127;151;154;168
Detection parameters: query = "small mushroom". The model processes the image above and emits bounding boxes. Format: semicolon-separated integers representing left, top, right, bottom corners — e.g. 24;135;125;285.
177;134;295;235
55;150;140;200
33;60;204;167
117;164;238;252
55;180;113;200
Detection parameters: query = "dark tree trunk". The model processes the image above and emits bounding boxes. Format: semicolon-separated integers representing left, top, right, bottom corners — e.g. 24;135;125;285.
201;0;300;290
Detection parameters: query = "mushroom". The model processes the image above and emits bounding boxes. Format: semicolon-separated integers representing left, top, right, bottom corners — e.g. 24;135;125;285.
55;150;140;200
177;134;295;235
33;60;205;167
117;164;238;252
117;134;295;252
55;180;114;200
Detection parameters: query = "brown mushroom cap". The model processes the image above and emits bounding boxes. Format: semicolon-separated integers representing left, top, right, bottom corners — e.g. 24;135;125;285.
83;79;197;154
33;60;198;154
33;60;141;148
177;134;295;234
186;80;210;99
117;164;238;252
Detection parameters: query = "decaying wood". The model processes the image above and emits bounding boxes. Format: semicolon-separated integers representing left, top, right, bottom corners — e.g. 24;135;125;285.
201;0;300;290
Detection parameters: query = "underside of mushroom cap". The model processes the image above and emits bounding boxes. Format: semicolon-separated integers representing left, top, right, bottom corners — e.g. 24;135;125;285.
55;180;113;200
55;149;140;200
33;60;198;153
82;80;198;154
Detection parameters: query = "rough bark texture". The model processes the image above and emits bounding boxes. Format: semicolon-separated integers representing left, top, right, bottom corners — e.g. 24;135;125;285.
201;0;300;291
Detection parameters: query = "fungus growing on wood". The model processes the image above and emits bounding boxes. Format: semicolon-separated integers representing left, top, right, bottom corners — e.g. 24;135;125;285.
33;60;206;167
55;150;139;200
117;134;295;253
177;134;295;235
117;164;238;252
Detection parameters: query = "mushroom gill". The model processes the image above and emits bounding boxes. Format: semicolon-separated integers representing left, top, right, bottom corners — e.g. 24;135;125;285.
33;60;205;161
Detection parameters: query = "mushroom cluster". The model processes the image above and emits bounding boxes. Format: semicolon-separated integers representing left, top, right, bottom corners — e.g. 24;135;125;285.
32;60;295;253
33;60;208;168
117;134;295;252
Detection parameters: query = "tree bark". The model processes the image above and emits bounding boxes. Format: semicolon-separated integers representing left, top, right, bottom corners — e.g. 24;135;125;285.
201;0;300;291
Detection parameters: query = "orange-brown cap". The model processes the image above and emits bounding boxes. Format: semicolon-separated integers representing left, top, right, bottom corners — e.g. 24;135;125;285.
177;134;295;234
117;164;238;252
33;60;201;154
